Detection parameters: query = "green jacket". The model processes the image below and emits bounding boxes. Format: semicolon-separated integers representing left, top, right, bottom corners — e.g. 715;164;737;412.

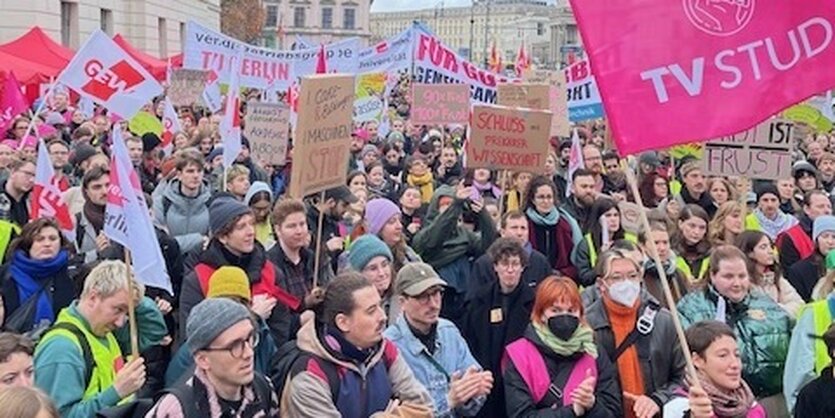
676;285;793;398
412;185;497;270
34;297;167;418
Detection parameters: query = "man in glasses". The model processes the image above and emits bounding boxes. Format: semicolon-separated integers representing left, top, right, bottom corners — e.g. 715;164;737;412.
149;297;278;417
384;262;493;418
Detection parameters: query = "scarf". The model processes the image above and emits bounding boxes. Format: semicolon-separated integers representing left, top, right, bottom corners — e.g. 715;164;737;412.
753;208;798;239
323;324;376;364
407;172;434;204
473;181;502;199
526;207;584;246
693;371;757;417
604;296;644;417
9;249;69;326
83;200;106;234
533;321;598;358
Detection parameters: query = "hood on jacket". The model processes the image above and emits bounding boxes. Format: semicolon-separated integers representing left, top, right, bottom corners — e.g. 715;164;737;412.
296;316;387;375
161;178;212;209
197;239;268;285
424;185;456;224
245;181;273;206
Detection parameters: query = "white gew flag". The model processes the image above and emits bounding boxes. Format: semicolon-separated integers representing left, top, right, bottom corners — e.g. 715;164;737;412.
160;96;181;155
221;52;243;168
104;127;172;294
565;128;585;198
59;30;163;119
201;70;223;112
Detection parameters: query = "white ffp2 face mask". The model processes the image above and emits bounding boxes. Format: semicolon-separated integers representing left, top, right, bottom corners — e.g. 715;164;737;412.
608;280;641;307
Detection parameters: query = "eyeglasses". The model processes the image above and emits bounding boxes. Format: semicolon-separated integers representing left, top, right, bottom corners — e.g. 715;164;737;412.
203;332;259;359
409;287;444;304
534;194;553;201
497;260;523;270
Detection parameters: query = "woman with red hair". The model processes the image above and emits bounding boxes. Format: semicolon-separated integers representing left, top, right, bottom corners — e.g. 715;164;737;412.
502;276;622;417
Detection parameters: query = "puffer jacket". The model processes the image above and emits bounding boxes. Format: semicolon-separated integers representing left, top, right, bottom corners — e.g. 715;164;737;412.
152;178;211;254
676;285;793;397
585;293;686;408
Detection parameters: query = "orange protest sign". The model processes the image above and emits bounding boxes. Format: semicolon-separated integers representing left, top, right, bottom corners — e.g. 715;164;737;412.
411;83;470;125
497;83;550;110
467;104;552;172
289;74;354;198
522;69;570;137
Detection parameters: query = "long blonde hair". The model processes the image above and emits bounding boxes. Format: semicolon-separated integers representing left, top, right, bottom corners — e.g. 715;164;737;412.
708;201;745;246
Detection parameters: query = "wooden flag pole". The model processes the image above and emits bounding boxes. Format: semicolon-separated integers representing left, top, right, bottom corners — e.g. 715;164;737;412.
124;249;140;360
312;190;327;288
623;158;701;387
497;170;510;217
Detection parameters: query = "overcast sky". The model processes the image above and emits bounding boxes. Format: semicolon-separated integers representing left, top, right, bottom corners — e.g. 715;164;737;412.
371;0;473;13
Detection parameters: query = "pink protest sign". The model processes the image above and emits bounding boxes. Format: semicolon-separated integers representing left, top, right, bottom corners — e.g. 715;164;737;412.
411;83;470;125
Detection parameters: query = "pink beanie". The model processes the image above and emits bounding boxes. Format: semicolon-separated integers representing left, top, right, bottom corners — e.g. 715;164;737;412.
364;198;402;236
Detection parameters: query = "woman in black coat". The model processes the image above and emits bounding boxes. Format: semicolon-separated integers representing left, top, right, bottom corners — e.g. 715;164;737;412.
0;218;79;335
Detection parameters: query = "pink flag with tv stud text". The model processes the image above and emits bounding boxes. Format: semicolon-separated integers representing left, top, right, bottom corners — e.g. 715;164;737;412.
569;0;835;155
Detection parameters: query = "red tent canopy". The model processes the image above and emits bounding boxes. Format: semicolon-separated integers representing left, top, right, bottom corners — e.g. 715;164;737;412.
0;50;57;85
168;53;183;68
0;27;74;73
112;34;168;80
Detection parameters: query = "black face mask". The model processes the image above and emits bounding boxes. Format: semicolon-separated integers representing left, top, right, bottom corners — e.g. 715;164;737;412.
547;314;579;341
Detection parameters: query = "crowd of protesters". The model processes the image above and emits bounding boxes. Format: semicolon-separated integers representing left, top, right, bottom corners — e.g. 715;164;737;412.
0;84;835;418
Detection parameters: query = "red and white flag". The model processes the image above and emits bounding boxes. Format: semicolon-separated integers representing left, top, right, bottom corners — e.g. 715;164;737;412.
565;128;585;198
201;70;222;113
0;72;29;133
59;30;162;119
316;44;328;74
514;41;530;77
105;127;172;294
31;140;75;239
160;97;181;154
221;53;243;168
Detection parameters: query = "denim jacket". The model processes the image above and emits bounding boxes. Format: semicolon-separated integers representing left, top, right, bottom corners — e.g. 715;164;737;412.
384;314;486;417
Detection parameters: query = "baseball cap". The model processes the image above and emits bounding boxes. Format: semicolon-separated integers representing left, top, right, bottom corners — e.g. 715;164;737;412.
396;262;448;297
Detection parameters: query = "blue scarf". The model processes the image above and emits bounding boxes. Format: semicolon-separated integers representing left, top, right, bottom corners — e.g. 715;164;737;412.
9;249;69;326
526;207;584;246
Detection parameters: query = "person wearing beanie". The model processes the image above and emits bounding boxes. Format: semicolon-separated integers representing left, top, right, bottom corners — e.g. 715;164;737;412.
673;161;715;218
153;148;212;254
141;132;162;154
787;215;835;302
364;198;421;275
360;144;380;171
244;181;275;248
164;267;279;388
149;298;279;417
384;262;493;417
745;182;798;240
178;192;302;348
794;160;820;194
232;136;269;185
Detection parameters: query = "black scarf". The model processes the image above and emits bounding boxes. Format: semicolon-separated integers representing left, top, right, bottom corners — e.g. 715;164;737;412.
83;200;106;233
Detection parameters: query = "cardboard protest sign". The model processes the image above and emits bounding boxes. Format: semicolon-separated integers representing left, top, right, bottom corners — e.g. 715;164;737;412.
411;83;469;125
497;83;550;110
618;201;643;234
244;102;290;166
289;74;354;198
523;69;570;137
702;119;794;180
467;104;552;172
168;69;208;106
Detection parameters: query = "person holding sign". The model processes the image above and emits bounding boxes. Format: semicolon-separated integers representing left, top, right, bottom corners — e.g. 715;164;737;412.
503;276;622;417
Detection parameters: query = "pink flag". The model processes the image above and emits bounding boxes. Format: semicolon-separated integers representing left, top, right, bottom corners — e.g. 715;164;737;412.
565;129;585;198
31;140;74;239
316;44;328;74
0;72;29;132
59;30;162;119
160;97;181;153
569;0;835;155
221;53;243;168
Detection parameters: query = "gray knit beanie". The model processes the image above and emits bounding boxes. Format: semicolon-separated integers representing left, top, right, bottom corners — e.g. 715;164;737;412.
186;298;252;354
209;196;251;235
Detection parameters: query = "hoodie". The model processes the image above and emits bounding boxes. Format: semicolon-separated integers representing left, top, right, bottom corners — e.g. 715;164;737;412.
153;178;212;254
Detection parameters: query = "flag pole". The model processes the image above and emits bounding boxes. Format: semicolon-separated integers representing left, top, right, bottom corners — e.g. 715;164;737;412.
124;249;140;360
623;157;700;387
223;164;228;193
312;190;327;288
497;170;509;217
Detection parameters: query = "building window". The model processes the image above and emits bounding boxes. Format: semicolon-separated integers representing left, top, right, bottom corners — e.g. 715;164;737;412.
266;5;278;27
100;9;113;35
158;17;168;57
537;22;545;36
322;8;332;29
343;8;355;30
294;7;306;28
60;1;78;48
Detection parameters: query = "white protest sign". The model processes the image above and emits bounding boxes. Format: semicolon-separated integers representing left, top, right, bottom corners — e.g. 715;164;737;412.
702;119;795;180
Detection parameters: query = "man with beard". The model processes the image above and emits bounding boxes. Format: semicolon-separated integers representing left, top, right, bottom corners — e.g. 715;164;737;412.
554;140;572;198
435;144;462;185
47;139;71;192
385;262;493;417
0;157;34;228
582;144;606;194
560;168;596;227
282;272;432;417
307;186;356;276
349;128;369;172
75;167;121;263
818;153;835;192
673;161;715;217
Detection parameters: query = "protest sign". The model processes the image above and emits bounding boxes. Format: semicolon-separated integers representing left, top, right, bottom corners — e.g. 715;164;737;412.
168;69;208;106
245;102;290;166
128;112;163;136
702;119;795;180
564;59;604;122
411;83;470;125
619;201;644;234
354;72;386;123
357;27;415;74
289;74;354;198
497;83;550;110
523;69;570;137
569;0;835;155
412;24;513;103
467;104;552;172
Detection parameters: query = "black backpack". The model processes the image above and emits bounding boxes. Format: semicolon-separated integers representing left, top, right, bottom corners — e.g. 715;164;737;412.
270;340;341;402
